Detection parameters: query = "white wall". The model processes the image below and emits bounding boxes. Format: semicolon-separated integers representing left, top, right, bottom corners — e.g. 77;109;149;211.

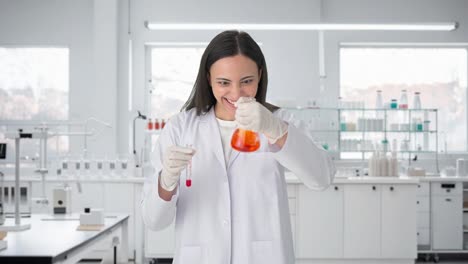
1;0;468;159
0;0;117;157
122;0;468;157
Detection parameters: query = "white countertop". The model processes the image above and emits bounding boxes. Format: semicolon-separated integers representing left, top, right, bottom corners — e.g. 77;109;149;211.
417;176;468;182
285;172;419;184
4;174;468;185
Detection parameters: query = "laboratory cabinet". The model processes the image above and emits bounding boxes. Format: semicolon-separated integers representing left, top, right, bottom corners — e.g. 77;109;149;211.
416;183;431;248
296;184;343;258
343;185;381;258
431;182;463;250
296;183;417;260
381;185;417;258
416;179;468;262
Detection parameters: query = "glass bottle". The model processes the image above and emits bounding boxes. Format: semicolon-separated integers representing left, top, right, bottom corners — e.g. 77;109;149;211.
413;92;421;109
231;129;260;152
147;118;153;130
154;119;160;130
399;90;408;109
376;90;383;109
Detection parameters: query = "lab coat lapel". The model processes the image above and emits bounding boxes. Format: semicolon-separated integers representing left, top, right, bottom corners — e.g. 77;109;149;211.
228;147;240;169
199;108;226;170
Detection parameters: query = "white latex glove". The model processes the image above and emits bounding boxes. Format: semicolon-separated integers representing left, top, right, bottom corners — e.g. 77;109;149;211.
235;97;288;144
160;145;196;191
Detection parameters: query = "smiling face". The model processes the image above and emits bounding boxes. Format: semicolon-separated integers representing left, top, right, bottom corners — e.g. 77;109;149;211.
209;54;261;121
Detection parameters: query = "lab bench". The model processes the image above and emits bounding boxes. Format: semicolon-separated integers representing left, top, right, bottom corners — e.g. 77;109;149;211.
4;175;468;264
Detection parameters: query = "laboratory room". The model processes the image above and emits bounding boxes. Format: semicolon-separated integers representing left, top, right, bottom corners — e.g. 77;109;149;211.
2;0;468;264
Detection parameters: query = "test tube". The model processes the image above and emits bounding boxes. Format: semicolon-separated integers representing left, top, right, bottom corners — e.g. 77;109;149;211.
186;144;192;187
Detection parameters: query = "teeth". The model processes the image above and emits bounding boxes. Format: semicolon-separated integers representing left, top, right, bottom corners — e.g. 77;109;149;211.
227;98;235;105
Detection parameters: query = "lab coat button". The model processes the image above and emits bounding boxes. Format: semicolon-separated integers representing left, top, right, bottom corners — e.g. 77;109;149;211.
223;219;229;226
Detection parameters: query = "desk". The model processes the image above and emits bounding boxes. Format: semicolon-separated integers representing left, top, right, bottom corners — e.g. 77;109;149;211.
0;214;129;264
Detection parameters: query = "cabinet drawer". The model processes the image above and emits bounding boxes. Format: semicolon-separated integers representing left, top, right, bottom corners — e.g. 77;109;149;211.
417;183;430;196
288;198;296;215
417;212;430;228
287;185;296;198
416;197;429;212
417;228;430;245
431;182;462;196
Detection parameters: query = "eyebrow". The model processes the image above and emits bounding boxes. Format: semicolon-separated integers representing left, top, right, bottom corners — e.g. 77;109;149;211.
215;78;231;81
215;76;255;81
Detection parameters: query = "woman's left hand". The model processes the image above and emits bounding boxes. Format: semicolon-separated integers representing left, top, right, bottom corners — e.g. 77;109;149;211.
235;97;288;144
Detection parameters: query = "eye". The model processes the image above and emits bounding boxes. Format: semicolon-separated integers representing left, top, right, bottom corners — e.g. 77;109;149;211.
242;79;254;85
217;81;230;87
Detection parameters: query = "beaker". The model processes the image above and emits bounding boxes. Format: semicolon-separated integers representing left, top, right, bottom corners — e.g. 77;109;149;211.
231;128;260;152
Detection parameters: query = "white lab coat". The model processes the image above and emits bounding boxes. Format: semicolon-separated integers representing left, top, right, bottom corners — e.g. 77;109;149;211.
141;107;335;264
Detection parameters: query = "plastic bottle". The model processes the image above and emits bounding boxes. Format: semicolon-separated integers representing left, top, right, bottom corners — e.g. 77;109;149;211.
413;92;421;109
399;90;408;109
379;152;388;176
376;90;383;109
368;153;375;176
389;152;399;177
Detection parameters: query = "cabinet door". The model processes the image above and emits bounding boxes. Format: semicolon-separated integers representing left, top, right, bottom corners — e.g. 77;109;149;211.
296;185;343;258
432;195;463;250
344;185;380;258
381;185;417;258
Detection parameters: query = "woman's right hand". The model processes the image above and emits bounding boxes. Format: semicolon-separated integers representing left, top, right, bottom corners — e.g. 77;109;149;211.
160;145;196;191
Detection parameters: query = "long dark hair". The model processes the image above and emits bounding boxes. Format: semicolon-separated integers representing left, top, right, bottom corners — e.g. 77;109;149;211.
182;30;279;115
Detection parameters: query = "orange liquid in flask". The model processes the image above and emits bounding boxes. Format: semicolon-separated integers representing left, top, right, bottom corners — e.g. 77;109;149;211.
231;128;260;152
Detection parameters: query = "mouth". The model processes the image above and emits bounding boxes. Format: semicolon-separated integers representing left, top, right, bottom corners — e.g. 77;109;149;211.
223;97;237;109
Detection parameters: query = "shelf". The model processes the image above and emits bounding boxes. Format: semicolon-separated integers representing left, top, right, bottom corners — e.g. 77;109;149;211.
339;130;436;133
340;150;436;153
145;130;162;135
338;108;437;112
285;107;437;112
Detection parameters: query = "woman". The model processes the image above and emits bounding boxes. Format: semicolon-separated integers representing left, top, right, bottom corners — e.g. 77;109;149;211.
141;30;335;264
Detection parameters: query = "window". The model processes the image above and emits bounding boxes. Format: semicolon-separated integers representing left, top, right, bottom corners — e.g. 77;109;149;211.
0;47;69;120
148;46;206;120
340;47;468;152
0;47;70;162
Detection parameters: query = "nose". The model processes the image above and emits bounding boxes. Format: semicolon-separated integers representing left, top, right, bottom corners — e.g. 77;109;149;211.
229;83;242;100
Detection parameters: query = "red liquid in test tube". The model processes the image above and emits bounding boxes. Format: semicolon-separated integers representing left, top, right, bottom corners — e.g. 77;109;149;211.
186;144;192;187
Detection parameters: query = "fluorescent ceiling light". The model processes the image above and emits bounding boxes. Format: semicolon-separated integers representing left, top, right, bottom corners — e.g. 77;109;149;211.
145;22;457;31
